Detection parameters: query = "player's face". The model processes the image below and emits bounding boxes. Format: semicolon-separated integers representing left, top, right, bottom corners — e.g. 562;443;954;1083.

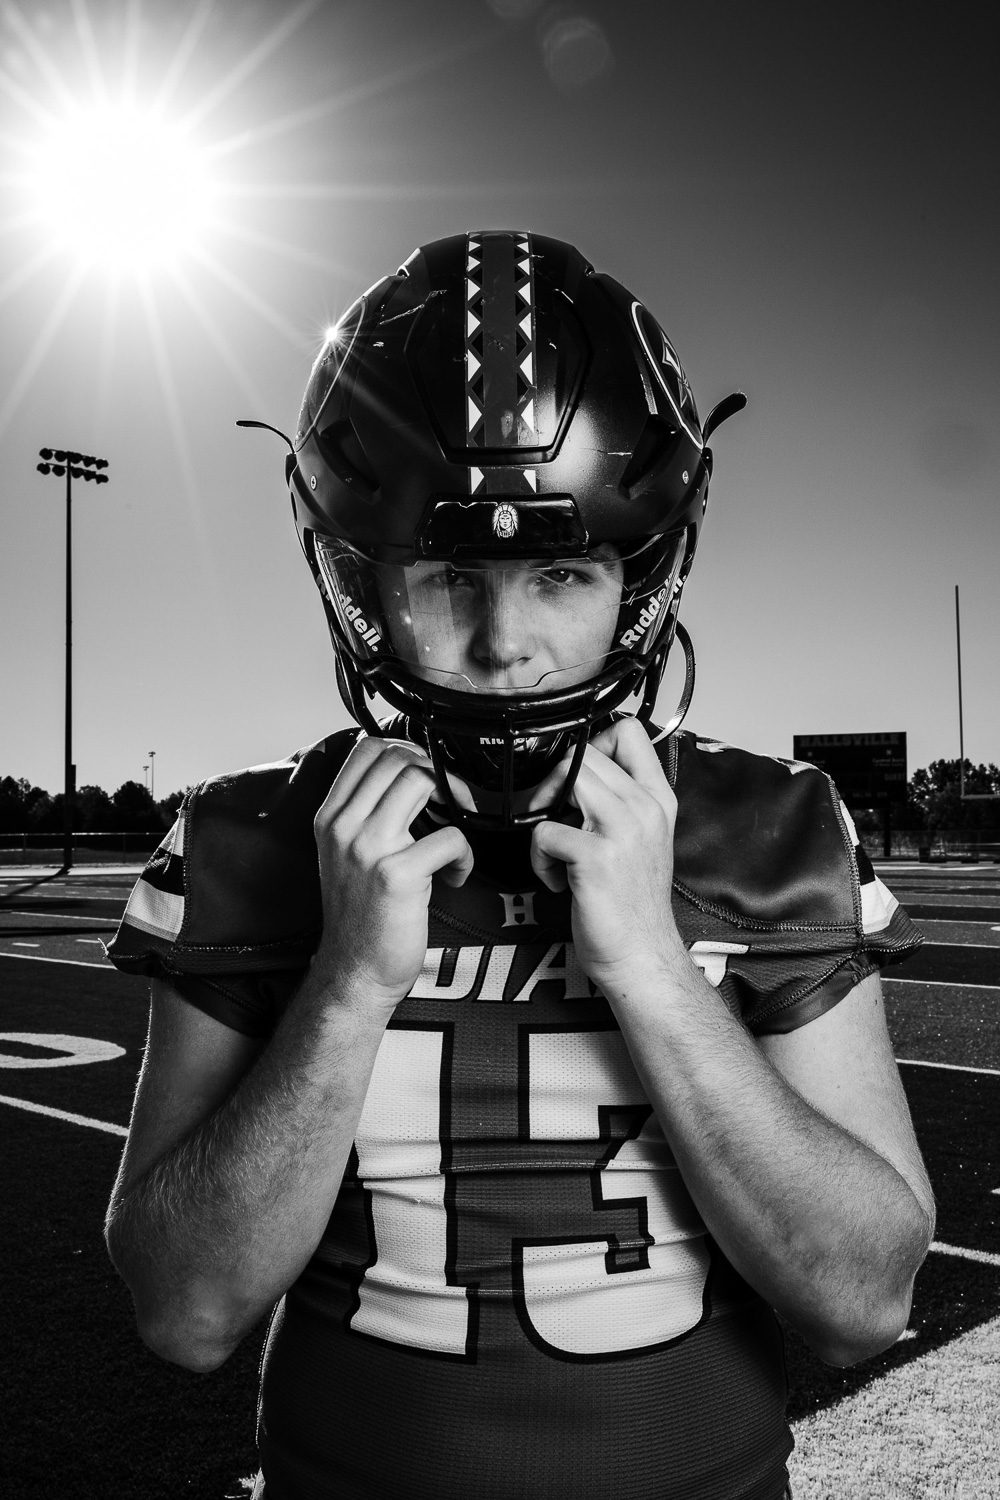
379;546;624;694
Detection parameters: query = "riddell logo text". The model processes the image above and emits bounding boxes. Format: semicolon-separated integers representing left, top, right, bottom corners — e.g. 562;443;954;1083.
619;587;667;649
333;584;382;648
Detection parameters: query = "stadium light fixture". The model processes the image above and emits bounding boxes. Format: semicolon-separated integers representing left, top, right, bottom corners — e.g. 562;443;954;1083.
36;446;111;870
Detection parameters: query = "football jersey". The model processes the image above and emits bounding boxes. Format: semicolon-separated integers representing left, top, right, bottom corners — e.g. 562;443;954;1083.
107;725;920;1500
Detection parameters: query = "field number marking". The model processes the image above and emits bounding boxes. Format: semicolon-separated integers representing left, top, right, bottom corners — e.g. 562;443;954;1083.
0;1094;127;1137
0;1032;125;1068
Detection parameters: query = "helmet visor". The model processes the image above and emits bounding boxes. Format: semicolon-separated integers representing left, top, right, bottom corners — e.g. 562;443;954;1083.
314;535;686;696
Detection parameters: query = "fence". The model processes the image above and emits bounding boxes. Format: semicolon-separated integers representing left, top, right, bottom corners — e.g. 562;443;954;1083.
859;828;1000;862
2;828;996;868
0;831;163;865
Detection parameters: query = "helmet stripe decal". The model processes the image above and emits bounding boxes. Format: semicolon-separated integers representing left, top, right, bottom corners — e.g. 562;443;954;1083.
465;231;538;468
629;300;704;451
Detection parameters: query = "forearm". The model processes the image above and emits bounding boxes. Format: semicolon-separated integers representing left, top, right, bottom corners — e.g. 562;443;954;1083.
106;972;388;1369
604;950;933;1365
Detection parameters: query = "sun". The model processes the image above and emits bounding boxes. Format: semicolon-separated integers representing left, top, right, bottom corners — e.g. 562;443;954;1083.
23;100;218;275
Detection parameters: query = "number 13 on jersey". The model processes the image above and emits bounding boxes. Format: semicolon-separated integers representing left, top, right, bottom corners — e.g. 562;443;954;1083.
348;1021;711;1360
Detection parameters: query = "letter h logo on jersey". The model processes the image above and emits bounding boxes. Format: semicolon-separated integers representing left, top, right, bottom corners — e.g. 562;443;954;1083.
500;891;537;927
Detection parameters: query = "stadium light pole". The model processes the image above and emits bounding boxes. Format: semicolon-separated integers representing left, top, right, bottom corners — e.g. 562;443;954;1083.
954;584;999;803
36;448;110;870
148;749;156;801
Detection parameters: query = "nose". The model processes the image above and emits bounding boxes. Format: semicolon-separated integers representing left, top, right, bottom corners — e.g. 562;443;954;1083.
469;580;534;680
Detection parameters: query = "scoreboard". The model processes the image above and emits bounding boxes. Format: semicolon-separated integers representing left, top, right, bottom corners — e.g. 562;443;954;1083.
792;731;907;810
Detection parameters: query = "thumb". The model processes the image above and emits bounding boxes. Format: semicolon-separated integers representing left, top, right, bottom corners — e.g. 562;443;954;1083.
436;827;475;888
530;822;569;893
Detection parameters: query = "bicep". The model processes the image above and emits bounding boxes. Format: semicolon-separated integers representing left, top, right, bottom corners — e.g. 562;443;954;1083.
113;977;263;1198
759;972;935;1229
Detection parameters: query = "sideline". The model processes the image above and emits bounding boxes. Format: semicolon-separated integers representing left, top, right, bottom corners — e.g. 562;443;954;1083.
0;952;110;970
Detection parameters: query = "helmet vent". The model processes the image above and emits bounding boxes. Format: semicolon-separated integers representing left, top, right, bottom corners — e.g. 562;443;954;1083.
317;419;378;494
619;414;680;499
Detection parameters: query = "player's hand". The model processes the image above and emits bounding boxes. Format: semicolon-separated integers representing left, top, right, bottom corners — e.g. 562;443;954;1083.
528;719;685;997
311;737;473;1014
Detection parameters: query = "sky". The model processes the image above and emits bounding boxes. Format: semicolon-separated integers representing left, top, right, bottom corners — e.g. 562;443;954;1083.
1;0;997;802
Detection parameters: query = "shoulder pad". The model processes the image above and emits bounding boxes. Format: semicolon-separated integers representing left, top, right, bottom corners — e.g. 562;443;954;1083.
107;729;361;975
669;733;856;929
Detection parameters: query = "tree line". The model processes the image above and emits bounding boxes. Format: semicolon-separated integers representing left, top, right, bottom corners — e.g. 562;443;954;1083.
903;759;1000;833
0;775;186;834
2;758;999;836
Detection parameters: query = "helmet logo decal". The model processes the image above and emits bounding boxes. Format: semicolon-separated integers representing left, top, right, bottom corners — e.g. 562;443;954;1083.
492;502;518;539
325;576;383;649
630;300;704;451
465;231;538;459
619;585;668;649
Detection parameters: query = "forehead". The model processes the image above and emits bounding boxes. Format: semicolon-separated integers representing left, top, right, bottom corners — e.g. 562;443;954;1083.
409;543;622;573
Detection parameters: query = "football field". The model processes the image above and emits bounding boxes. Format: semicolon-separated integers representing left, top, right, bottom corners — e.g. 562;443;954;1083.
1;862;998;1499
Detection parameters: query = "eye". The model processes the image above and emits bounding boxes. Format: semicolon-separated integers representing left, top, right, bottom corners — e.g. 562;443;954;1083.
422;566;473;591
537;564;601;590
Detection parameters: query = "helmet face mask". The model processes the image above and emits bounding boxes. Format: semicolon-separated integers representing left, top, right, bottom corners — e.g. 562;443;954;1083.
312;529;691;822
284;229;741;828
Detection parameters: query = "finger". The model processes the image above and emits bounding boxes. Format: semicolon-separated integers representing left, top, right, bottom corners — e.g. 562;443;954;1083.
387;824;474;888
374;734;477;814
527;748;630;830
319;741;433;833
528;729;673;824
349;760;442;852
529;833;566;893
330;736;431;805
525;752;583;814
529;819;588;892
523;736;632;814
427;768;478;816
586;719;675;810
427;826;475;887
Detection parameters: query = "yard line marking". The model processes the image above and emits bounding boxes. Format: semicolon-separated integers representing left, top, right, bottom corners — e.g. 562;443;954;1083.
0;1093;127;1137
76;938;104;944
883;976;1000;992
0;951;109;970
897;1058;1000;1078
930;1241;1000;1269
0;909;119;923
905;939;1000;950
12;941;40;948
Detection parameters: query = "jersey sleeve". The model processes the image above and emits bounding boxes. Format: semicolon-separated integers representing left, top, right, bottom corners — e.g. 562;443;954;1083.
747;797;920;1035
104;733;358;1033
165;970;302;1038
667;734;922;1037
103;810;301;1037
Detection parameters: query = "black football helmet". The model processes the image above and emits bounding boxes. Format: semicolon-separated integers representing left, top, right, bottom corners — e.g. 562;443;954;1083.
282;230;745;828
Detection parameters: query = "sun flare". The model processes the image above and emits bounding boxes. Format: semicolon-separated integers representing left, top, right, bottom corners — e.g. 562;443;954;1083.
24;102;218;274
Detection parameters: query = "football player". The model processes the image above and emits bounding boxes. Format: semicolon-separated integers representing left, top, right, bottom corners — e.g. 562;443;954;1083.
105;231;935;1500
